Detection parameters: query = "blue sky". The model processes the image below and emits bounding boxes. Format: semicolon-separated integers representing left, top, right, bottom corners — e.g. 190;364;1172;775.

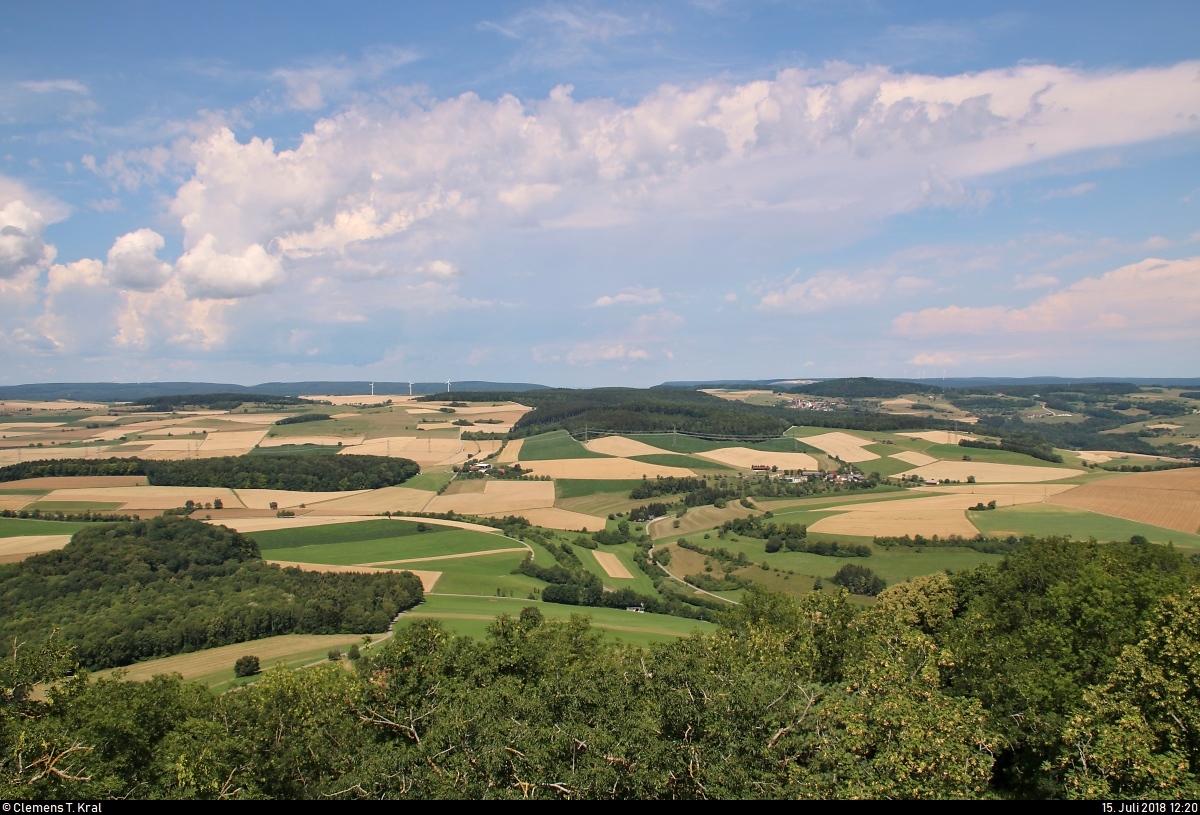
2;1;1199;386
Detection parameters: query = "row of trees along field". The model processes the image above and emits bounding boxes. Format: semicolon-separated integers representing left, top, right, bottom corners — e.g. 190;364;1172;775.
0;517;424;670
0;454;420;491
3;536;1197;799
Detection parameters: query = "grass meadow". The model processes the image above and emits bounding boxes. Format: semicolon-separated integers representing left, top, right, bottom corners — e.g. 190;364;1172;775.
397;594;716;647
518;430;610;461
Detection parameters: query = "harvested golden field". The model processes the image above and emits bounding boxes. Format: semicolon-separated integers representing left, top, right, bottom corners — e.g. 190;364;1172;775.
1072;450;1181;464
0;496;35;511
583;436;667;457
896;461;1082;483
234;488;371;509
649;501;763;539
92;634;365;683
38;485;245;510
809;486;1078;538
0;534;72;562
300;394;403;405
0;475;148;489
0;400;105;411
922;483;1079;499
0;448;99;466
204;413;299;425
197;429;269;455
899;431;979;444
881;398;915;407
267;561;442;591
696;447;818;471
809;507;979;538
1049;468;1200;534
593;550;634;579
425;480;555;515
497;439;524;463
518;458;696;479
331;412;359;419
0;422;64;430
302;486;436;514
408;404;531;416
259;435;366;447
891;450;938;466
348;436;467;465
699;389;776;401
508;507;607;531
802;432;879;463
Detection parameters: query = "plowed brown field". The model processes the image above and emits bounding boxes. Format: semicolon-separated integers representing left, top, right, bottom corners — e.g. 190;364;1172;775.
1048;468;1200;534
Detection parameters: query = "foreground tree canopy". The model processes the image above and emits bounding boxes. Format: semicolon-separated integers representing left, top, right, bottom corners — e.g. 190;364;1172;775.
0;518;425;670
2;536;1198;799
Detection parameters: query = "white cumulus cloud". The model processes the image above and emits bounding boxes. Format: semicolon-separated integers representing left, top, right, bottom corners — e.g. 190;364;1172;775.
892;256;1200;340
105;229;172;291
592;286;664;307
175;235;284;299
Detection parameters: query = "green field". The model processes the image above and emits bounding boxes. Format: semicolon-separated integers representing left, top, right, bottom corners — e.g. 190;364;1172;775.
247;444;340;456
518;430;610;461
630;453;723;469
27;501;125;511
0;517;88;537
399;594;716;647
248;519;450;550
266;533;516;566
555;479;644;499
420;550;546;596
255;526;511;566
970;503;1200;548
402;471;456;491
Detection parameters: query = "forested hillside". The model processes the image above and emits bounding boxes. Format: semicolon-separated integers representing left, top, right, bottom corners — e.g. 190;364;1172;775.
0;455;419;491
3;537;1197;799
0;517;424;670
432;388;952;438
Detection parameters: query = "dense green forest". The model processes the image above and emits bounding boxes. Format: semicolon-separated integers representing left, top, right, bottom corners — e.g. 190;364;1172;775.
132;393;309;411
0;454;419;491
0;518;424;670
787;377;942;399
3;536;1197;799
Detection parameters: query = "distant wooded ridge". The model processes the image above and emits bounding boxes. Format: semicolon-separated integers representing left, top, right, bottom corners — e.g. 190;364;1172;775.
0;381;552;401
3;376;1199;403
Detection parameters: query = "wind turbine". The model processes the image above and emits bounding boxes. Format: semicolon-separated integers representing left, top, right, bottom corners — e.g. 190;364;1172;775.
370;381;375;397
446;379;451;393
408;382;413;397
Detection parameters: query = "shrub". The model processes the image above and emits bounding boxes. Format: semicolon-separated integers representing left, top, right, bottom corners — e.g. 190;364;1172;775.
234;655;260;677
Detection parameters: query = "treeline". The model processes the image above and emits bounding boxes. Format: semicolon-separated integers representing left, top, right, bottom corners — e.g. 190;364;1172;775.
714;513;870;556
133;393;308;411
274;413;331;425
0;457;144;482
0;455;420;491
8;537;1198;799
629;474;884;510
959;436;1063;463
0;508;140;523
873;533;1027;555
0;517;423;670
